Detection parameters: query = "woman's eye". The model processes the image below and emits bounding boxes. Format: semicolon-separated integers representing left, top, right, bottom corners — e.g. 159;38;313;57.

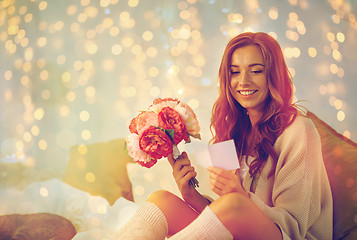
231;71;240;75
252;70;263;74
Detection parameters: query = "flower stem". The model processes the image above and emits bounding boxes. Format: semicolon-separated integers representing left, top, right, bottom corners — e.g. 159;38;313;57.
173;145;199;188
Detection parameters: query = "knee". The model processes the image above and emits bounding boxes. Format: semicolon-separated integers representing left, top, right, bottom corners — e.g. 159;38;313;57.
211;192;252;216
146;190;182;206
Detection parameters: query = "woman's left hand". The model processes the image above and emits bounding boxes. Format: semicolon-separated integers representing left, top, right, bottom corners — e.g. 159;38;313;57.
207;166;248;197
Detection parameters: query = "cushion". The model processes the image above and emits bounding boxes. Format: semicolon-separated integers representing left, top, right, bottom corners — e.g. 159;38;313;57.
0;213;76;240
307;111;357;240
62;138;134;205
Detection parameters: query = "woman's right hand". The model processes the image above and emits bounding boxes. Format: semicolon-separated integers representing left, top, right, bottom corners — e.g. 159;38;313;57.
167;151;197;200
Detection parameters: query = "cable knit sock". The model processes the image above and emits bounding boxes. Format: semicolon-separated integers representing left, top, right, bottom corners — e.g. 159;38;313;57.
117;202;168;240
170;206;233;240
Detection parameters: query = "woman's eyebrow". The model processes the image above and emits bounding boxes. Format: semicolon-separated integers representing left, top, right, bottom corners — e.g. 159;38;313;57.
230;63;265;68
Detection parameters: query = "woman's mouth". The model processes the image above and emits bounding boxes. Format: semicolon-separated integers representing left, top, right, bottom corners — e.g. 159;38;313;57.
238;90;257;96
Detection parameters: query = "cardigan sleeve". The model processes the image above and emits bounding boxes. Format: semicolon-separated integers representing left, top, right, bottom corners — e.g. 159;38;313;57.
247;116;333;240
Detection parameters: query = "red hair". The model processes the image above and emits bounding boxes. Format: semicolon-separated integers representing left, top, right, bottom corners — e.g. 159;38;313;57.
210;32;298;177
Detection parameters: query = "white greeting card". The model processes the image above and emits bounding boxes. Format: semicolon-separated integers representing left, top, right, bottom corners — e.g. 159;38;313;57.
191;139;240;170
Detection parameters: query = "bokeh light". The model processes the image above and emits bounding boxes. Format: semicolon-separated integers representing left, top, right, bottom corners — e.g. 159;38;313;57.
0;0;356;177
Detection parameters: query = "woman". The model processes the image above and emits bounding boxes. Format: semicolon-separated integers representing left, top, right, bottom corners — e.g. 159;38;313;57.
118;32;333;240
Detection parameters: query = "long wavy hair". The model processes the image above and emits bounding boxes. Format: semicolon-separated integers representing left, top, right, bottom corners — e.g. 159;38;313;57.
210;32;298;177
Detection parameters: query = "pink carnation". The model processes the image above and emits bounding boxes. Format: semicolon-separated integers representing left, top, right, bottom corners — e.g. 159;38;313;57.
129;111;159;135
148;98;180;114
174;102;201;138
126;133;156;167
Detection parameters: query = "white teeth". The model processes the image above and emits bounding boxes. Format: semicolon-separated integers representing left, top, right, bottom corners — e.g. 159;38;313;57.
239;90;257;96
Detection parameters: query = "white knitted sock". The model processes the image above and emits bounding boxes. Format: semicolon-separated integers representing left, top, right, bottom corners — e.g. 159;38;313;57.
117;202;168;240
170;206;233;240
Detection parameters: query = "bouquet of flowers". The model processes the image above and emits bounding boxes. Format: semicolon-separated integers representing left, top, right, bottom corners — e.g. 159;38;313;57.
126;98;201;188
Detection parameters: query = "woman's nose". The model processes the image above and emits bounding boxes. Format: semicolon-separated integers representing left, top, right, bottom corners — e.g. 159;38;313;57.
239;71;251;86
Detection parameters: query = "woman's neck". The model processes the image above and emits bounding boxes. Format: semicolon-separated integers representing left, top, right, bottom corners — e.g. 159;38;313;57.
247;110;262;127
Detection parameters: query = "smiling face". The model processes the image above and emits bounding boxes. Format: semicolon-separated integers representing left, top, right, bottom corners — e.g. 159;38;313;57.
230;44;270;119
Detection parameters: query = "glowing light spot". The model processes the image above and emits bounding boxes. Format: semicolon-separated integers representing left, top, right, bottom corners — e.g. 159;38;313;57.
146;47;158;58
61;72;71;83
285;30;299;41
143;31;153;41
346;178;355;188
97;204;107;214
57;55;66;65
332;50;342;61
34;108;45;120
4;70;12;80
66;92;76;102
177;88;184;95
330;64;338;74
334;99;343;110
23;132;32;142
332;14;340;24
228;13;243;23
337;68;344;78
31;125;40;136
84;41;98;55
327;32;335;42
109;26;120;36
168;65;180;75
319;85;328;95
343;131;351;139
67;5;77;15
268;7;278;20
180;10;190;20
16;141;24;152
102;17;114;28
337;111;345;121
179;28;191;39
122;37;134;48
308;47;317;57
85;6;98;18
78;144;88;155
38;139;48;150
289;12;298;22
23;62;32;72
128;0;139;7
39;1;48;11
81;129;92;140
85;86;96;97
4;89;13;102
85;172;96;183
42;90;50;100
40;187;48;197
148;67;159;77
296;21;306;34
80;111;90;122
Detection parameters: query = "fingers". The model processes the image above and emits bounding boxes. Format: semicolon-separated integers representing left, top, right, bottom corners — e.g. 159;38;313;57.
207;166;243;196
176;165;195;180
207;167;231;180
167;154;175;167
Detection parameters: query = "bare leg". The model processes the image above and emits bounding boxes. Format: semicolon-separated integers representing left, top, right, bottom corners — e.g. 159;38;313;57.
210;192;282;240
147;190;199;236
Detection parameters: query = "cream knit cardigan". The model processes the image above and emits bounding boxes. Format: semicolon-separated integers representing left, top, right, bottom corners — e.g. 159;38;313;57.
242;115;333;240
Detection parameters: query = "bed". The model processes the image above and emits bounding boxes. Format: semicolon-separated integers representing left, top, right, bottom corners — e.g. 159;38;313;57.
0;112;356;240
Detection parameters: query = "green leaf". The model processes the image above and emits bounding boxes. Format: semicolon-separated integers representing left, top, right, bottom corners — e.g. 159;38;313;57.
165;129;175;141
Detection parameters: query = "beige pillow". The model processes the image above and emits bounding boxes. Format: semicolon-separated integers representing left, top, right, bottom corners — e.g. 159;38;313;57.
62;138;134;205
307;111;357;240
